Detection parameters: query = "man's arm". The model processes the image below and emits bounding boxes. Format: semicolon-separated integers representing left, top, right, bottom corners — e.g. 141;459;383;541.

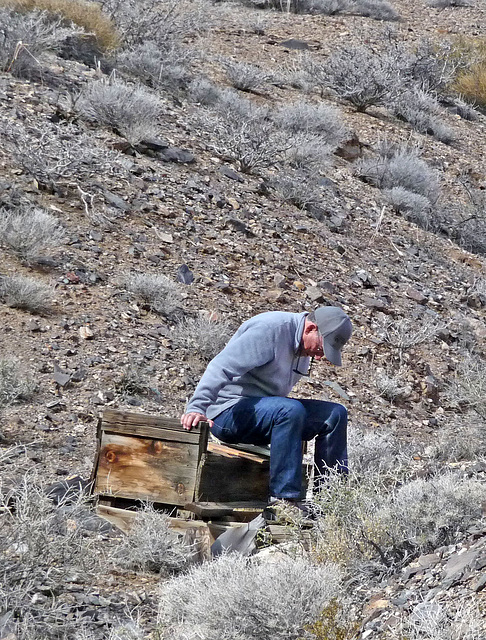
181;323;277;430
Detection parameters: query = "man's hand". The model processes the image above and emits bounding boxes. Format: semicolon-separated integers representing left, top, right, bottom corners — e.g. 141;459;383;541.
181;412;214;431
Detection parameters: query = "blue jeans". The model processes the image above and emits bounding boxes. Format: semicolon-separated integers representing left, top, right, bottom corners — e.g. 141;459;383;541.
211;396;348;500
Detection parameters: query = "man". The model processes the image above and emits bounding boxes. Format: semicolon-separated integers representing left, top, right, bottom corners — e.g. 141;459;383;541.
180;306;352;515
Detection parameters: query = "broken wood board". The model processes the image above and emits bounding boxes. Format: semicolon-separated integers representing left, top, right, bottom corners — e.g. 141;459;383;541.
96;504;212;561
184;501;266;521
92;409;209;507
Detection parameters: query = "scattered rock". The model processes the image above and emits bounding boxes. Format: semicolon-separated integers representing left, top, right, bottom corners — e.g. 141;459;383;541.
157;147;195;163
177;264;194;285
278;38;310;50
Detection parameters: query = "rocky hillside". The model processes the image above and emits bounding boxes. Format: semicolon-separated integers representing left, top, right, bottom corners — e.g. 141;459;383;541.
0;0;486;637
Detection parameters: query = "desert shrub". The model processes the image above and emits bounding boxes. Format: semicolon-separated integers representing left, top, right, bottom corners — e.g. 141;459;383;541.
356;142;440;203
388;600;486;640
123;272;182;316
347;425;412;475
0;475;105;639
448;355;486;419
379;314;445;351
324;45;403;112
0;118;130;192
347;0;399;20
452;38;486;109
0;359;35;409
391;88;455;143
375;368;412;402
114;504;191;575
157;554;342;640
0;7;81;76
427;414;486;462
273;101;348;150
444;186;486;255
384;186;432;227
198;107;288;173
426;0;472;6
285;133;332;172
117;41;194;93
3;0;119;49
385;473;486;549
97;0;211;48
77;80;161;146
221;58;271;93
0;206;64;261
312;469;486;570
189;77;228;106
171;315;232;361
270;171;324;209
0;275;53;314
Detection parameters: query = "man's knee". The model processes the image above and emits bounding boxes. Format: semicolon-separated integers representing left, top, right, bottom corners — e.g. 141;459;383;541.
276;398;307;424
332;403;348;424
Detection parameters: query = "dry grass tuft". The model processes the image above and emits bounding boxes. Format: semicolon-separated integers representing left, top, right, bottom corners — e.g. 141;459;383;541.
0;0;120;49
0;274;54;315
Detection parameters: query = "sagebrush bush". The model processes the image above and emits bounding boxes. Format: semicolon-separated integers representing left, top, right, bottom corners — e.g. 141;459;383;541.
198;107;288;173
273;101;348;151
221;58;271;92
347;424;412;476
324;45;402;112
427;0;472;7
77;80;161;146
0;7;80;76
383;186;432;227
2;0;120;49
123;272;182;316
0;206;64;261
375;369;412;402
270;171;324;210
115;504;191;575
312;469;486;570
356;142;440;203
347;0;399;20
117;41;194;93
97;0;211;48
0;275;53;314
390;600;486;640
380;314;445;351
285;133;332;172
171;315;232;361
391;88;455;143
0;359;35;408
0;118;129;191
448;355;486;419
0;475;105;639
427;414;486;462
158;554;342;640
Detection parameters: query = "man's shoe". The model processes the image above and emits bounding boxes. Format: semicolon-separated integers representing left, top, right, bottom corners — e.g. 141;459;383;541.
263;499;316;526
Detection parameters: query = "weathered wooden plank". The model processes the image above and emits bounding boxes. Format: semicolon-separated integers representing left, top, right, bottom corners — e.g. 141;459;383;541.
100;409;209;446
96;505;211;560
184;501;266;519
94;433;200;505
207;442;268;464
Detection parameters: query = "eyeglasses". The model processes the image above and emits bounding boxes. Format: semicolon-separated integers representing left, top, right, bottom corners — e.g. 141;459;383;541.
293;356;315;377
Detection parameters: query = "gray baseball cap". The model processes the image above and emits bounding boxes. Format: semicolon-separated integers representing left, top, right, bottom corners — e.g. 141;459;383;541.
314;307;352;366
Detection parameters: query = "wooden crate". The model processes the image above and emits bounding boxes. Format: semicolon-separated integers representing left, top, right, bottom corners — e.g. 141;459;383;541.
92;409;309;510
92;409;209;507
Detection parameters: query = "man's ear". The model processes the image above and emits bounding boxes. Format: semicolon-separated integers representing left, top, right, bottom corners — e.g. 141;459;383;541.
304;320;319;334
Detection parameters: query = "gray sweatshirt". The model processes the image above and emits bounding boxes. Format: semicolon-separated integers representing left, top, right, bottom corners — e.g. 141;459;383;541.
186;311;309;420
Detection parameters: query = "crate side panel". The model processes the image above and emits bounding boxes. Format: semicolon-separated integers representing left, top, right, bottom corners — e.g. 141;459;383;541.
94;433;200;506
